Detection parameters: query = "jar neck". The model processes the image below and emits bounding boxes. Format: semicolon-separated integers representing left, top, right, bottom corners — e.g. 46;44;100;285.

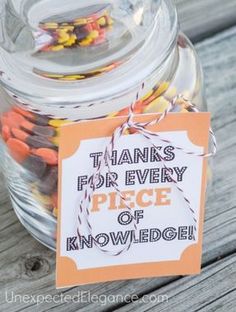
7;46;179;121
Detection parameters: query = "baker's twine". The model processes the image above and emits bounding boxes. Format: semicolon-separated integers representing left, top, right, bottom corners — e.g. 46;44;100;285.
77;84;217;256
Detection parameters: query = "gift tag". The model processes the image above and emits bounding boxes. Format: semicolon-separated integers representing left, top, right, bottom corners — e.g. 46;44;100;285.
56;112;210;288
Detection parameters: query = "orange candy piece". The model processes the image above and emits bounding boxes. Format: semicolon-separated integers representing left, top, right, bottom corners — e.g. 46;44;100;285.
20;120;34;132
13;106;35;120
2;125;11;142
11;128;29;142
1;111;25;129
7;138;30;163
21;120;56;137
32;148;58;165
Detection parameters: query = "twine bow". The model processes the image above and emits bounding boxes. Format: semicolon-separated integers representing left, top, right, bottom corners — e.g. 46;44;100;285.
77;85;217;256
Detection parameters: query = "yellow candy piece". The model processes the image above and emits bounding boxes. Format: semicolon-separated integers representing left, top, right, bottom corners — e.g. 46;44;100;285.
49;119;71;128
59;78;76;81
64;40;75;47
66;75;85;79
97;65;113;73
58;33;70;44
56;28;68;33
88;30;99;40
153;81;170;97
98;17;106;26
43;22;58;29
44;74;64;78
74;18;87;26
51;136;59;146
60;25;74;31
51;45;64;51
59;75;85;80
71;34;77;40
64;34;77;46
79;38;93;46
144;96;169;114
88;69;101;74
86;18;94;23
64;40;74;47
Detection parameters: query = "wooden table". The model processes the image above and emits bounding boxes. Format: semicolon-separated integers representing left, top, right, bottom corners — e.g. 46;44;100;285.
1;1;236;311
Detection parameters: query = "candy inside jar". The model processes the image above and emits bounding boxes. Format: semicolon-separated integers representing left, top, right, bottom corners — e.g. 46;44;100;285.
38;5;114;51
0;0;209;249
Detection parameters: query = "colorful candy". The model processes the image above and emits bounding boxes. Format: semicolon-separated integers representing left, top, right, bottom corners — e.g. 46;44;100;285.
1;111;25;128
2;125;11;141
0;81;194;222
34;61;122;81
6;138;30;163
27;135;57;150
38;9;113;53
12;127;56;149
31;8;118;82
32;148;58;165
21;120;56;137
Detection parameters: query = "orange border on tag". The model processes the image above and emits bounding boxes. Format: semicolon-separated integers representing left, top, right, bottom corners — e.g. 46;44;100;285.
56;112;210;288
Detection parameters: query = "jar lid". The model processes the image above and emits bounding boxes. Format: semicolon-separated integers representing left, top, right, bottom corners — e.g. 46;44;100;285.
0;0;178;111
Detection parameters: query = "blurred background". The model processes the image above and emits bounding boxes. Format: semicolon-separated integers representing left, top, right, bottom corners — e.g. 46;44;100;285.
174;0;236;42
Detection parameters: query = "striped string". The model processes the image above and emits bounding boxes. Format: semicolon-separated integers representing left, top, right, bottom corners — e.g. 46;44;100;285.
77;87;217;256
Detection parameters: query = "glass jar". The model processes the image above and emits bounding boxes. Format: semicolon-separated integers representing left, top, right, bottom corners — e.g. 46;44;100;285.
0;0;208;250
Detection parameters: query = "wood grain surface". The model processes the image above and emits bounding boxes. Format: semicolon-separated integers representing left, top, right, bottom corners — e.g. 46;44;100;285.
175;0;236;41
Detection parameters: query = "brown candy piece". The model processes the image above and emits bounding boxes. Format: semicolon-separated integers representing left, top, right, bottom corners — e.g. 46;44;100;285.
22;155;47;178
27;135;57;149
38;167;58;195
7;138;30;163
21;120;56;137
